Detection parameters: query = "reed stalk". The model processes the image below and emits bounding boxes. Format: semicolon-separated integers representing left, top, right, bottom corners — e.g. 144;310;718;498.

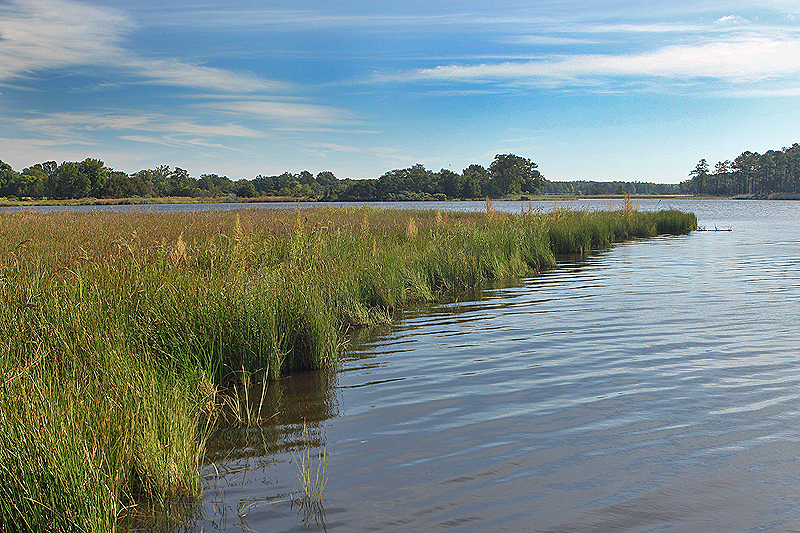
292;423;328;524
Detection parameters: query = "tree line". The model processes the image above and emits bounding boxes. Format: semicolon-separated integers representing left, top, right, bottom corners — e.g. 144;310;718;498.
0;154;545;202
2;150;710;202
544;180;680;196
684;143;800;197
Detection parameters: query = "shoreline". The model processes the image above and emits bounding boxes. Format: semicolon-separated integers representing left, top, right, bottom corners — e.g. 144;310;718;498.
0;205;697;531
0;193;726;209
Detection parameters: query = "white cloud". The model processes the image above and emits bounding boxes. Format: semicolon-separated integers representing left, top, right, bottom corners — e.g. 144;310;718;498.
302;141;363;159
0;0;289;93
118;134;245;152
715;15;746;25
0;0;130;80
129;59;291;94
12;111;267;147
380;35;800;89
119;134;181;147
507;35;599;46
203;100;361;127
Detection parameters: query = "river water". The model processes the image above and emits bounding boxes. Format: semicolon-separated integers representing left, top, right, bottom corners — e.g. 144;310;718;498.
109;199;799;532
191;199;800;533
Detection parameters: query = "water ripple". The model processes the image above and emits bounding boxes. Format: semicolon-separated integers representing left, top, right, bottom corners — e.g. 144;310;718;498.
198;200;800;533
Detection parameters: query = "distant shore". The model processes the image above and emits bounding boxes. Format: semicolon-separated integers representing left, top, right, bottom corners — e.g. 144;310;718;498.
0;193;712;208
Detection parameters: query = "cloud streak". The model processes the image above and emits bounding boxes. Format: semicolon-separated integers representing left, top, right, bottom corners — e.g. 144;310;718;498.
0;0;289;93
202;100;361;126
377;34;800;91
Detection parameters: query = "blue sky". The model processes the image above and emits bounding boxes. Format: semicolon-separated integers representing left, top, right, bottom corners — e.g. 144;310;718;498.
2;0;800;183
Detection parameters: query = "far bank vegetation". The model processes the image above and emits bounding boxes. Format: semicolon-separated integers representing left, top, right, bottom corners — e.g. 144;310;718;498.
684;142;800;197
0;152;686;203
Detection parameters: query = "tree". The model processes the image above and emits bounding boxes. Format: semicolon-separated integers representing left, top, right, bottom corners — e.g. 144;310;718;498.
20;165;48;198
316;171;340;200
689;159;710;195
298;170;315;185
101;171;148;198
253;174;276;196
0;162;21;197
462;164;489;198
273;172;300;196
197;174;234;196
234;178;256;198
340;179;378;201
733;152;759;196
439;169;463;199
157;167;196;197
488;154;543;197
138;166;172;197
79;158;108;197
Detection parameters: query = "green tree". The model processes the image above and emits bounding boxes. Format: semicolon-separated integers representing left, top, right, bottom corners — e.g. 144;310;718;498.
15;167;45;198
78;158;108;197
158;167;196;197
139;166;172;197
253;174;276;196
462;164;489;198
340;179;378;201
197;174;234;196
52;161;89;199
439;169;463;199
0;161;21;198
315;171;340;200
234;179;256;198
488;154;543;197
100;171;148;198
733;152;759;196
689;159;710;195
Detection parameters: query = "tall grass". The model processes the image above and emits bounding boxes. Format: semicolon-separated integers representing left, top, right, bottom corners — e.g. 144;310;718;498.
0;204;695;531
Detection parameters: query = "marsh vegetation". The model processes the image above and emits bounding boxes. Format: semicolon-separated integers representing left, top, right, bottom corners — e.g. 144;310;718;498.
0;203;695;531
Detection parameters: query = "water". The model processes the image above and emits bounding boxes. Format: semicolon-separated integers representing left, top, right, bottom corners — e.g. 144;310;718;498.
191;199;800;532
0;197;707;215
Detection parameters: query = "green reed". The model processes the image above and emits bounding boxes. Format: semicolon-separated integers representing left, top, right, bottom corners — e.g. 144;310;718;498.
0;204;695;532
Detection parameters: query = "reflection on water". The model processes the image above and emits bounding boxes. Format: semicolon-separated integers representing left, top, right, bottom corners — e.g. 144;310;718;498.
206;371;339;461
201;371;339;532
192;199;800;532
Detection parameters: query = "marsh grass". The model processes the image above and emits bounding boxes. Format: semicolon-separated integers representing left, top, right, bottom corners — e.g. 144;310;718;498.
0;204;695;532
292;424;328;525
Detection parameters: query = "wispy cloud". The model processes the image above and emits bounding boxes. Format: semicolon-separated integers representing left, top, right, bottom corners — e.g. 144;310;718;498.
376;32;800;91
129;59;291;94
0;0;290;93
14;111;263;136
139;8;543;31
11;110;267;155
118;134;247;153
506;35;599;46
202;100;360;126
0;0;363;155
0;0;129;79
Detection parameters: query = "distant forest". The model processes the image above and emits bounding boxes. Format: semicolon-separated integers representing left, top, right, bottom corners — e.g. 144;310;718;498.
5;145;799;202
0;153;547;201
683;143;800;197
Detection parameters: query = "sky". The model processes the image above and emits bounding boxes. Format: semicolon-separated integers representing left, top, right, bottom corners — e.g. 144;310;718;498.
2;0;800;183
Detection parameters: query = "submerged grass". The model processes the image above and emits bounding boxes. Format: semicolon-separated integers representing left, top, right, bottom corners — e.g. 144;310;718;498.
0;204;696;532
292;424;328;525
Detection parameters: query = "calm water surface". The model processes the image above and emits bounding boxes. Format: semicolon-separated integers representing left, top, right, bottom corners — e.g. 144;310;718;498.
194;199;800;532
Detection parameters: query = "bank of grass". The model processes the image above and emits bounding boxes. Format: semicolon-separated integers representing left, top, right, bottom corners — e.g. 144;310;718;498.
0;204;695;532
